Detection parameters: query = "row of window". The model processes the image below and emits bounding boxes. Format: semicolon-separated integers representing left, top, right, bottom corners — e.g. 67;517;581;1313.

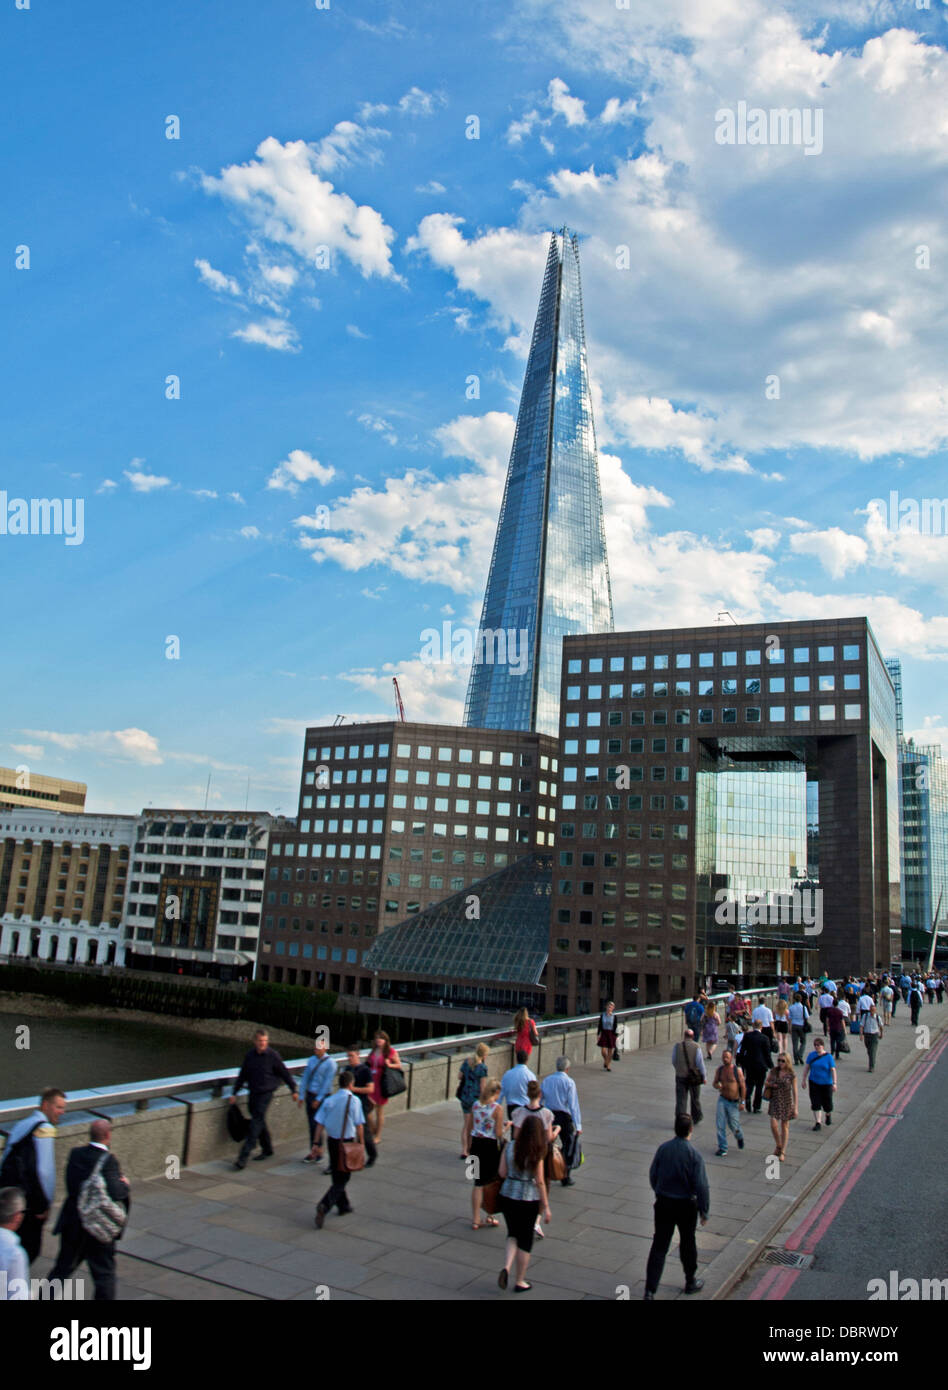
555;926;687;948
306;743;552;769
567;674;861;700
567;645;861;673
143;822;252;839
559;850;690;869
564;704;863;743
560;823;688;841
270;941;362;963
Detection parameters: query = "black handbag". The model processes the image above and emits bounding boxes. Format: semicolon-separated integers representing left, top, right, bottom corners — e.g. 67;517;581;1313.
380;1064;406;1099
226;1104;251;1142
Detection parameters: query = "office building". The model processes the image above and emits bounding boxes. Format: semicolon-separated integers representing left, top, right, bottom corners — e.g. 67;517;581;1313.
0;766;86;812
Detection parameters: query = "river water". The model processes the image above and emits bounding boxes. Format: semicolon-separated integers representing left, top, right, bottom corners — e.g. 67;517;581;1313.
0;1013;269;1099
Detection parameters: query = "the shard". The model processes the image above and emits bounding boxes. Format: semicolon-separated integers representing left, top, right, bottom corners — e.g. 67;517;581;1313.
464;228;614;737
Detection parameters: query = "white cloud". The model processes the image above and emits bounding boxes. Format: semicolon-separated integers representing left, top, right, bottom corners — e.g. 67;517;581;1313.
267;448;336;493
600;96;638;124
358;413;398;446
506;111;540;146
260;263;298;288
193;489;218;499
746;527;781;550
10;743;44;758
398;86;444;116
415;180;446;194
231;317;299;352
96;479;117;494
312;119;388;174
124;469;171;493
240;525;261;539
228;491;246;504
905;715;948;750
194;258;241;296
202;136;400;280
548;77;587;127
789;527;870;578
346;323;370;339
23;727;163;766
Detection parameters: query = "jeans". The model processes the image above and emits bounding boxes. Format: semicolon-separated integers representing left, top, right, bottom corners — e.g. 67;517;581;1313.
318;1137;353;1214
675;1077;703;1125
238;1090;274;1163
864;1034;879;1070
716;1096;743;1153
645;1196;699;1294
791;1025;807;1064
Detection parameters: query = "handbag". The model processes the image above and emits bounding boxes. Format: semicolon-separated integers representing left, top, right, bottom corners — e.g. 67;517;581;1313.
380;1062;406;1099
338;1094;366;1173
546;1145;567;1182
482;1177;503;1215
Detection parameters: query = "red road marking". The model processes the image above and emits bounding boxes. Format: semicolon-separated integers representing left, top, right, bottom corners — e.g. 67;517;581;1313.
748;1265;782;1301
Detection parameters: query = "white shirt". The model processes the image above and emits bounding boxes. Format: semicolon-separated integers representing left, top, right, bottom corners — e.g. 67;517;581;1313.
751;1004;773;1027
0;1227;29;1299
819;992;835;1008
838;999;851;1019
858;994;873;1013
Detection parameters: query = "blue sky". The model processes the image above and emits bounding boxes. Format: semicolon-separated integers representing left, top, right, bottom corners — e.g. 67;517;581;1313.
2;0;947;814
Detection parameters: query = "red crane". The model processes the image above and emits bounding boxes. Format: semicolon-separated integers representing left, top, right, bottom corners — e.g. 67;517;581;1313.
392;676;406;722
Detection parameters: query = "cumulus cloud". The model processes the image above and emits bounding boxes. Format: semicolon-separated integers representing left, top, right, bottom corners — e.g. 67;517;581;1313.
124;468;171;493
358;413;398;446
23;727;163;766
194;258;241;296
398;86;444;116
267;449;336;493
548;77;587;127
231;317;299;352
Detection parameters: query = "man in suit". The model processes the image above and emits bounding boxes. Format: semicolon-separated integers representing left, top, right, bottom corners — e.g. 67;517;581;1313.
0;1087;67;1264
49;1119;129;1301
740;1019;774;1114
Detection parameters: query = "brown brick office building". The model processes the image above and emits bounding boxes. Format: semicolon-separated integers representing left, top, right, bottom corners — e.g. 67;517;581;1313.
257;721;558;1004
549;617;901;1014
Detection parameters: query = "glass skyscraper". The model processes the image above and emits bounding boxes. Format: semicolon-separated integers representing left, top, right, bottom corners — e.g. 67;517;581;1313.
465;228;613;738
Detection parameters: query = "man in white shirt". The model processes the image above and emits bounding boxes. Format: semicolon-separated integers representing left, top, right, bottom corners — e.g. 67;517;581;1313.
858;990;874;1016
818;988;836;1035
751;1001;774;1041
838;997;852;1021
0;1187;28;1300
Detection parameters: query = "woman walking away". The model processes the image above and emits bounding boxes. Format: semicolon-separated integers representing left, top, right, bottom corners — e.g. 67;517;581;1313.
457;1042;490;1159
511;1080;559;1240
701;1002;721;1062
469;1078;505;1230
788;993;808;1065
368;1031;402;1145
773;998;791;1057
860;1002;883;1072
512;1006;540;1063
497;1115;551;1293
764;1053;798;1161
909;982;923;1027
598;1001;618;1070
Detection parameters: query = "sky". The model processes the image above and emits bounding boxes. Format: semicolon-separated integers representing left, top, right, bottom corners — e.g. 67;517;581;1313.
2;0;947;815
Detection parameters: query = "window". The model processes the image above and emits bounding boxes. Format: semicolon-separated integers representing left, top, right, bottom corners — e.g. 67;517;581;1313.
675;653;691;668
630;682;646;698
767;645;785;664
699;652;714;667
818;646;834;661
819;675;835;691
723;708;736;723
770;706;786;722
722;679;737;695
609;656;624;672
819;705;835;720
587;685;602;700
844;673;860;690
722;651;737;666
653;681;668;697
567;686;581;700
675;681;691;695
745;707;761;722
588;658;603;673
843;644;860;660
745;649;761;665
631;655;646;670
698;709;713;724
793;706;810;721
698;680;714;696
745;677;761;694
675;710;690;725
769;677;785;693
567;658;582;674
794;676;810;692
845;704;861;719
652;711;667;725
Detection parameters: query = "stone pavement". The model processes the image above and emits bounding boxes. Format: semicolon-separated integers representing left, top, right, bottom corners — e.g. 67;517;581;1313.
32;1000;948;1301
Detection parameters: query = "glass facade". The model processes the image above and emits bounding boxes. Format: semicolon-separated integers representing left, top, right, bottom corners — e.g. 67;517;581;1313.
465;229;613;738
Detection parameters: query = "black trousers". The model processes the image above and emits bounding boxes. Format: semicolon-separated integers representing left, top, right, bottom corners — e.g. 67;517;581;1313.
238;1090;274;1163
910;1004;921;1025
646;1196;699;1293
318;1138;353;1214
552;1110;576;1183
744;1068;766;1112
305;1093;320;1147
674;1078;703;1124
50;1232;117;1300
18;1212;45;1264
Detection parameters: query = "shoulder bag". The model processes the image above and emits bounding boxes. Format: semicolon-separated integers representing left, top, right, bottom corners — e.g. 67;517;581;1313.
380;1059;407;1099
337;1093;366;1173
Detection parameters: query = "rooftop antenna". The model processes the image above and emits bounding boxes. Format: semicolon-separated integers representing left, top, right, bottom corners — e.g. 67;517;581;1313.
716;610;738;625
203;773;211;810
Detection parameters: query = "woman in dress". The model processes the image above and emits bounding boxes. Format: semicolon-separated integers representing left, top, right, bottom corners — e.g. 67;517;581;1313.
701;1002;721;1062
469;1077;505;1230
773;997;791;1057
764;1052;798;1160
597;1000;618;1071
511;1006;540;1063
457;1042;490;1160
368;1030;402;1144
497;1114;551;1293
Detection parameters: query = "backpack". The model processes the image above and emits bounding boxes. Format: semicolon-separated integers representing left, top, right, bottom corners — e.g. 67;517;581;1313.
77;1152;127;1244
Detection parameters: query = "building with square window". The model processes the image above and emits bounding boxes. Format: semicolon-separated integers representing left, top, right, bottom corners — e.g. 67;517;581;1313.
0;809;135;966
256;721;558;1009
549;618;900;1012
0;767;87;812
122;810;275;979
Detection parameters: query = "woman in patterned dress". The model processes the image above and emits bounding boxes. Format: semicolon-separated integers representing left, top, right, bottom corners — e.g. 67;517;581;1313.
764;1053;798;1161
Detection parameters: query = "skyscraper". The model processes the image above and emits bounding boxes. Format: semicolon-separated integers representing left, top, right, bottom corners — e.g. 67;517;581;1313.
465;228;613;738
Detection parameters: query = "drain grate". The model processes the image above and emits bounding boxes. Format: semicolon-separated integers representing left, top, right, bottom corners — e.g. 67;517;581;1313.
763;1249;814;1269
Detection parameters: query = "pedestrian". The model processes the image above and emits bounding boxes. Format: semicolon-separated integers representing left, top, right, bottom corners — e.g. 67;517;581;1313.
48;1119;130;1301
763;1054;798;1160
908;982;923;1027
818;984;835;1035
860;1002;883;1072
540;1056;583;1188
0;1087;67;1264
512;1080;559;1240
879;980;894;1024
788;993;809;1065
299;1035;337;1160
0;1187;28;1300
683;990;707;1035
368;1030;402;1145
740;1020;772;1115
773;998;791;1057
344;1045;378;1167
511;1006;540;1063
701;1002;721;1062
597;1000;619;1070
497;1114;551;1293
500;1050;536;1122
643;1114;710;1300
469;1078;505;1231
751;998;774;1044
312;1070;365;1228
824;998;846;1060
925;975;935;1006
936;975;944;1005
230;1028;298;1169
672;1029;706;1126
777;977;791;1002
457;1042;490;1159
725;1010;743;1053
802;1036;837;1129
712;1049;745;1157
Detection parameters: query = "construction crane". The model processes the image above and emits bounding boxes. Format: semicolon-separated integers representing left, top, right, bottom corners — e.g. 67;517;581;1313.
392;676;406;722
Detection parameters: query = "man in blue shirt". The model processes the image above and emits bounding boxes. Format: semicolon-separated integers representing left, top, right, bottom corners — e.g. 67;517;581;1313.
541;1057;583;1187
499;1051;536;1121
298;1037;337;1160
0;1087;67;1264
644;1114;710;1299
312;1071;365;1228
802;1037;837;1129
0;1187;28;1299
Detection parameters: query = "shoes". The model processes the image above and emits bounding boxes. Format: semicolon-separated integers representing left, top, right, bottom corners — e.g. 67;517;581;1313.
514;1283;533;1293
737;1136;744;1149
643;1291;655;1301
302;1155;316;1164
683;1278;705;1295
366;1155;377;1167
459;1153;468;1160
314;1206;326;1229
825;1115;832;1125
233;1161;246;1170
715;1149;727;1156
338;1206;353;1216
322;1167;332;1176
253;1152;273;1162
812;1122;821;1130
533;1223;545;1240
562;1177;575;1187
498;1268;508;1290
